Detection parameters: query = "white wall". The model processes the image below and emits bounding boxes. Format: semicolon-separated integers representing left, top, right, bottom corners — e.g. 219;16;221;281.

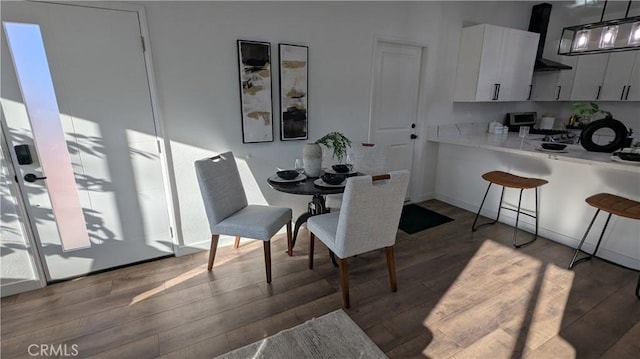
142;1;543;251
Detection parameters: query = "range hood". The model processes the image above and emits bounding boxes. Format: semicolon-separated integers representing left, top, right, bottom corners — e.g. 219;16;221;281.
528;3;572;71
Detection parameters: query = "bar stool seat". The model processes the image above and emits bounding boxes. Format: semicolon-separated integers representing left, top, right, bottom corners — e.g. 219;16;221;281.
568;193;640;299
472;171;548;248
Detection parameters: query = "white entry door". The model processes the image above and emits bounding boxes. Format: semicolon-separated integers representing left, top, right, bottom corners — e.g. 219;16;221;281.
370;41;422;199
1;2;173;281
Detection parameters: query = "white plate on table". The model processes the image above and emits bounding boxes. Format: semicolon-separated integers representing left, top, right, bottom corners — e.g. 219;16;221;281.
611;155;640;165
324;167;356;176
535;147;568;154
314;178;346;188
269;174;306;183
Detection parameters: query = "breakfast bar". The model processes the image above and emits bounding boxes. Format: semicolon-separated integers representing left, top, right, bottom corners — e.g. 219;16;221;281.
428;124;640;270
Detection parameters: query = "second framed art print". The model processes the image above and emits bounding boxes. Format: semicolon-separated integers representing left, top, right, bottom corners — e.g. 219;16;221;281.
278;44;308;141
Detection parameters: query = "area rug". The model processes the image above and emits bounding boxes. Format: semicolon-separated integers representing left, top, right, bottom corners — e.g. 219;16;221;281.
398;204;454;234
215;310;386;359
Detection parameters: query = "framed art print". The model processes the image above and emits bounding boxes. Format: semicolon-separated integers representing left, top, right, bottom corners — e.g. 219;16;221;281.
279;44;308;141
238;40;274;143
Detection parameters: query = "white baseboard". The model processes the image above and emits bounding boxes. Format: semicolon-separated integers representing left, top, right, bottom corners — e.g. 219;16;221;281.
435;193;640;271
174;235;237;257
411;192;435;204
1;279;45;298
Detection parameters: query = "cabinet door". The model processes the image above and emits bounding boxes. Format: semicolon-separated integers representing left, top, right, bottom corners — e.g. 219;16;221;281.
570;54;608;100
531;72;560;101
556;59;577;101
600;52;636;101
475;25;504;101
626;54;640;101
498;29;539;101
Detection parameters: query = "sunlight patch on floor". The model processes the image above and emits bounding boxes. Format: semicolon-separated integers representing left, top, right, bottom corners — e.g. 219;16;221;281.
422;239;576;358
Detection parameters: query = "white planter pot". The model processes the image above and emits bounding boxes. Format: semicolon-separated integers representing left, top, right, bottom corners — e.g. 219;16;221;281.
303;143;322;177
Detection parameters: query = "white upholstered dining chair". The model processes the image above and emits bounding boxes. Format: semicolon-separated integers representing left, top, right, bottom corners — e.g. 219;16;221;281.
325;143;389;211
307;170;410;308
195;151;292;283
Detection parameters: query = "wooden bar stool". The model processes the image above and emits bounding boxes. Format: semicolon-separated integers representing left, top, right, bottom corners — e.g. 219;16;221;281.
568;193;640;299
472;171;548;248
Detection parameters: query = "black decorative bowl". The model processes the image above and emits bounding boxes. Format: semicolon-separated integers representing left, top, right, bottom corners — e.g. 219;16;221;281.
617;152;640;162
541;143;567;151
331;164;351;173
321;173;345;185
276;170;299;180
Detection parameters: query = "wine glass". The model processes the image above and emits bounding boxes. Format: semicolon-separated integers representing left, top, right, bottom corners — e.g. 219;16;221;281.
294;158;304;176
519;126;530;149
345;152;353;172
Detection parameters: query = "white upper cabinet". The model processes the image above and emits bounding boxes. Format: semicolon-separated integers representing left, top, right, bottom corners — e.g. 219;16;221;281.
570;54;609;100
570;51;639;101
600;52;639;101
454;24;539;102
627;54;640;101
530;58;577;101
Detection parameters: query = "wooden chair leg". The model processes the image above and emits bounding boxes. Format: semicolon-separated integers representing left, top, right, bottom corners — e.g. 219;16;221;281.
309;232;315;269
385;246;398;292
207;234;220;271
338;257;350;308
286;220;293;256
234;236;241;249
263;241;272;284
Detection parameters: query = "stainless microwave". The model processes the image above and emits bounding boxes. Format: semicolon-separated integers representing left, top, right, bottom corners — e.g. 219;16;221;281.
505;112;537;130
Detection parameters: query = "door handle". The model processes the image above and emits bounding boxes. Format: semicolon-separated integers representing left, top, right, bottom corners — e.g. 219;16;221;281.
620;86;627;100
625;85;631;100
492;83;500;101
556;85;562;100
596;85;602;100
24;173;47;182
410;134;418;140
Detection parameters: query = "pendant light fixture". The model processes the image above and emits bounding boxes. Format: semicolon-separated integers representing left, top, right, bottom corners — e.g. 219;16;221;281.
558;0;640;55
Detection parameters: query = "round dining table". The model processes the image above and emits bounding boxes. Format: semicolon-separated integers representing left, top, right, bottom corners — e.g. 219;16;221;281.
267;172;358;252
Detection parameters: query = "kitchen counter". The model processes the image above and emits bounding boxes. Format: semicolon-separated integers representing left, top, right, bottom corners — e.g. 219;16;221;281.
427;125;640;173
427;123;640;270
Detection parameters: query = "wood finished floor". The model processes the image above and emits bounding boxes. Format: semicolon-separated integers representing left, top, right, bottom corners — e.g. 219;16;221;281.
2;200;639;358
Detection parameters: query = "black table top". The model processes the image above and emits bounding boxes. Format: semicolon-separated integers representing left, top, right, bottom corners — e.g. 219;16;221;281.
267;172;361;196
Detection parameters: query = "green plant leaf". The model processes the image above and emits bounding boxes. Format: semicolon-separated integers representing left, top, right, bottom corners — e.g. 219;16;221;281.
316;132;352;162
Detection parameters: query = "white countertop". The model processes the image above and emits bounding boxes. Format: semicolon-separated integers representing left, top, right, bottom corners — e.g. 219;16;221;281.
427;125;640;173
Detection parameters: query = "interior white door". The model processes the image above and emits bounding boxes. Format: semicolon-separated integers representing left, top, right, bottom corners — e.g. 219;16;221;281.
370;41;422;200
1;2;173;281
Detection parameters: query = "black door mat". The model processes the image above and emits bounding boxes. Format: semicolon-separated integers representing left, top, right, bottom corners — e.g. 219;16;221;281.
398;204;454;234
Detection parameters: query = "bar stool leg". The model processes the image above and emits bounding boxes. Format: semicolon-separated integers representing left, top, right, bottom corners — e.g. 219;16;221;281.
591;213;612;259
534;187;540;239
472;183;492;231
472;184;504;231
569;209;600;269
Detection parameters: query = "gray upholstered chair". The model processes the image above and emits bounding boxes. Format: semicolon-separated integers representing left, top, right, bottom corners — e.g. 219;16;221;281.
195;152;292;283
326;143;389;210
307;170;410;308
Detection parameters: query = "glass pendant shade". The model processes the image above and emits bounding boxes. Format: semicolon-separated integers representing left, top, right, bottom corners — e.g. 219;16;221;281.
599;25;619;48
630;22;640;44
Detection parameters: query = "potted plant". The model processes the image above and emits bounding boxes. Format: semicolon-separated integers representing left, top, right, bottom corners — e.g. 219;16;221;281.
569;102;612;128
315;132;352;163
